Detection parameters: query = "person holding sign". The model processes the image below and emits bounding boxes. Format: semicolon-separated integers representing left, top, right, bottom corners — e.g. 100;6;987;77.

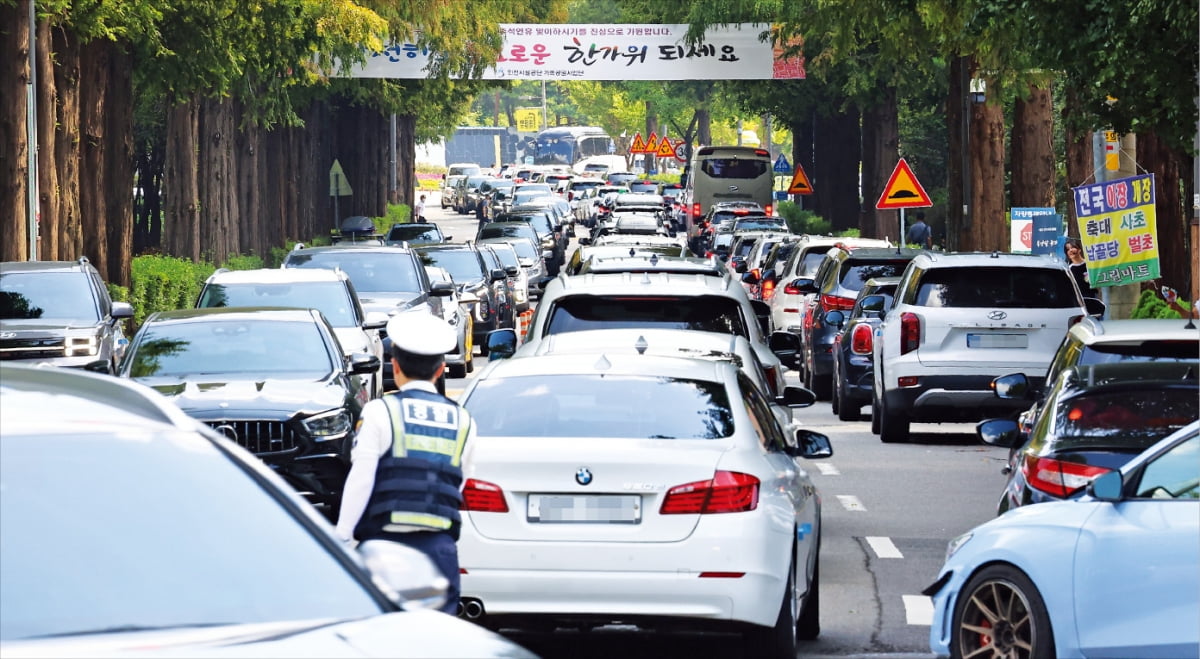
1065;238;1097;299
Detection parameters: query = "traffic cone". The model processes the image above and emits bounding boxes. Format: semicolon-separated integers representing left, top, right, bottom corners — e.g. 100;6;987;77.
518;310;532;342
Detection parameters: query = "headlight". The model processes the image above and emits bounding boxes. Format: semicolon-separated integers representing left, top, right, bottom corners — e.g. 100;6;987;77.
67;336;99;356
945;532;973;562
303;410;352;439
474;298;491;322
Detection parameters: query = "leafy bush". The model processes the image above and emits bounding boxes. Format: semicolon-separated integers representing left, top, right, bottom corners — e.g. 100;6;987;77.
380;203;411;228
129;255;215;327
777;202;831;235
220;254;264;271
1131;288;1191;319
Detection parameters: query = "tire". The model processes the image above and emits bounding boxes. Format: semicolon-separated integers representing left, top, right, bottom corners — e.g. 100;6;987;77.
796;560;820;641
478;339;489;357
870;393;881;434
829;379;841;415
465;351;474;374
878;391;910;443
836;376;861;422
950;565;1055;659
745;557;798;659
809;372;832;401
447;362;466;379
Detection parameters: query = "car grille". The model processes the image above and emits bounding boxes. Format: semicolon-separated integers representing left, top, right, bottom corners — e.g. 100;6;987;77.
204;420;300;454
0;337;66;360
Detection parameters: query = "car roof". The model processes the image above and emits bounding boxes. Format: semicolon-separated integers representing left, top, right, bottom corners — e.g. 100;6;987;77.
0;257;95;274
829;246;925;260
594;234;686;248
475;349;733;382
416;243;479;253
146;306;325;324
526;328;750;367
545;270;741;296
1068;317;1200;344
913;251;1065;268
580;255;725;276
206;267;350;284
288;244;414;256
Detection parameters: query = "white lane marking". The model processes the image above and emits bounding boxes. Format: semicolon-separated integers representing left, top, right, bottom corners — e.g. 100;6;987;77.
903;595;934;626
866;536;903;559
816;463;841;476
837;495;866;511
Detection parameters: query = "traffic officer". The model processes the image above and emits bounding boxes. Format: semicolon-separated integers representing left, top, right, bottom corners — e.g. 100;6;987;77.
335;312;474;615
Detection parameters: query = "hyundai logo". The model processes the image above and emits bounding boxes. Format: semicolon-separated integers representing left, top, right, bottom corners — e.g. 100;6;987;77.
987;310;1008;321
0;332;15;339
213;424;238;442
575;467;593;486
728;185;739;192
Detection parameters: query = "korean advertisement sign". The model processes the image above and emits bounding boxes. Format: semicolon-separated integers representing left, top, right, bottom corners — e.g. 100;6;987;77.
1070;174;1160;287
1010;207;1059;255
341;24;805;81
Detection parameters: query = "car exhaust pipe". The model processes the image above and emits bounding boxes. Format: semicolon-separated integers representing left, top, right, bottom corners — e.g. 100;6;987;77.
456;600;465;617
462;598;485;620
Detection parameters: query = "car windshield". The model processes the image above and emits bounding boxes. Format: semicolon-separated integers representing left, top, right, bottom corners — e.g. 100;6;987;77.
913;267;1079;308
386;225;441;244
838;260;913;293
196;282;357;327
0;272;100;322
488;246;520;269
418;250;484;283
464;375;734;439
478;225;537;243
284;252;421;294
1053;389;1198;449
546;295;747;337
128;319;333;377
0;431;381;640
700;159;769;178
503;239;537;260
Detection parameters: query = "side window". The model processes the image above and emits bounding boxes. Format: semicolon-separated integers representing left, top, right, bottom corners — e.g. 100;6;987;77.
896;264;925;306
738;373;787;452
1044;337;1083;391
90;272;111;316
1132;434;1199;499
811;254;837;290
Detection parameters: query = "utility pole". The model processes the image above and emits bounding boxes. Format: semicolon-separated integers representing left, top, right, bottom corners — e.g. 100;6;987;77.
26;0;39;260
540;81;548;130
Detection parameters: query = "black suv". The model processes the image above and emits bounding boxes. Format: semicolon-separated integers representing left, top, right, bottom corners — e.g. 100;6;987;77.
417;244;514;355
384;222;448;246
119;307;378;519
0;257;133;374
794;246;922;399
492;207;566;275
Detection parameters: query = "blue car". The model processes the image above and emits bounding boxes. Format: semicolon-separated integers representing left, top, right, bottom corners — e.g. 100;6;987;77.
926;420;1199;659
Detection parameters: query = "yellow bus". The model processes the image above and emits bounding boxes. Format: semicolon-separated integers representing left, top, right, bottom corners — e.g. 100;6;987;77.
682;146;775;247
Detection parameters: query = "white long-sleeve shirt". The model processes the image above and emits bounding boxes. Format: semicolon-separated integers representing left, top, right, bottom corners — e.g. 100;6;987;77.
335;381;476;541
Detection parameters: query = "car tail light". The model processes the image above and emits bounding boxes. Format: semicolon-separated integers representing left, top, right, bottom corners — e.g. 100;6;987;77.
900;312;920;355
819;294;855;312
691;203;701;218
765;204;773;216
660;471;760;514
762;278;776;300
783;281;803;295
698;572;745;578
1022;455;1111;498
1068;314;1084;326
762;366;780;397
750;268;760;281
850;324;873;354
461;479;509;512
898;376;919;387
802;304;816;330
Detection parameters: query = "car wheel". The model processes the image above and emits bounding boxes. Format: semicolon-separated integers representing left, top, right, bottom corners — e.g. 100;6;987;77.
810;372;832;401
870;393;882;435
796;559;820;640
746;556;798;659
478;340;489;357
951;565;1054;659
836;377;861;422
878;391;910;443
829;379;840;415
447;362;466;379
465;350;474;373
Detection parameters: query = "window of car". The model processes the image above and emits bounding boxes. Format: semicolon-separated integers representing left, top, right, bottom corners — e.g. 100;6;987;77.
545;295;747;336
129;319;334;377
909;267;1079;308
834;259;913;294
1132;433;1199;499
464;374;735;439
418;250;485;284
737;372;788;452
700;159;769;178
385;225;442;244
479;246;503;273
1;272;101;322
197;281;357;327
283;251;422;294
1049;389;1198;451
478;224;538;243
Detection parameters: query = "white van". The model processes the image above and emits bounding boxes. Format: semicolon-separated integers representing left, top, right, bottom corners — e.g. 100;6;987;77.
446;162;482;178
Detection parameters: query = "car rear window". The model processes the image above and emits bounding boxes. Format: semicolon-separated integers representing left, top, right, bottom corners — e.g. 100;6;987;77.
912;267;1079;309
386;225;441;243
197;282;356;327
837;259;912;293
465;374;734;439
1053;389;1198;449
1079;341;1200;364
284;252;422;294
546;295;747;337
700;159;769;179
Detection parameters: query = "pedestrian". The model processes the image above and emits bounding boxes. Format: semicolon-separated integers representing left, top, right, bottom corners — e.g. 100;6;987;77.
1064;238;1097;299
414;194;427;223
906;211;932;248
335;312;473;615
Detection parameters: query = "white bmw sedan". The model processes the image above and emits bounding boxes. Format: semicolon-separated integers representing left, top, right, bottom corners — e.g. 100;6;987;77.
456;350;832;658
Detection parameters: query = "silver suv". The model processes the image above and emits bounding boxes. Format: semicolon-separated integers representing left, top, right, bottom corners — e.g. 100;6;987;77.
0;257;133;374
871;252;1104;443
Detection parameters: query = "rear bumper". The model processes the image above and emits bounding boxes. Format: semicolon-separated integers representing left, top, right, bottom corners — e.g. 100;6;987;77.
882;373;1043;422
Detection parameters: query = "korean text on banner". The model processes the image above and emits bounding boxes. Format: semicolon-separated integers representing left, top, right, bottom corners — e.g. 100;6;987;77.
341;24;805;81
1070;174;1160;287
1010;207;1057;255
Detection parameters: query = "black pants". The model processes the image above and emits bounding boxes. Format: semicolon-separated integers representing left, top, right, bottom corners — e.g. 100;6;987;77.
377;531;460;614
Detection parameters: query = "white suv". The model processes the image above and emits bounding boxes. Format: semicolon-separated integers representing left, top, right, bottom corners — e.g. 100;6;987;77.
871;252;1103;443
767;236;891;339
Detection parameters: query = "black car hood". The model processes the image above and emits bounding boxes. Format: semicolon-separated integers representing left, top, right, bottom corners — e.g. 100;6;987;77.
138;376;348;418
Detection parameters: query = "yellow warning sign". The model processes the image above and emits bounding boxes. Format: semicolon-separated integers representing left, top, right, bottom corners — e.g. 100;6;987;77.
629;133;647;154
787;163;814;195
656;136;676;158
644;132;660;155
875;158;932;210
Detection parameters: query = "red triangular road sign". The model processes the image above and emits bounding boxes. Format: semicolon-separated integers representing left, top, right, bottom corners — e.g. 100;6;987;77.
629;133;647;154
876;158;932;209
644;132;660;155
787;163;814;195
656;136;676;157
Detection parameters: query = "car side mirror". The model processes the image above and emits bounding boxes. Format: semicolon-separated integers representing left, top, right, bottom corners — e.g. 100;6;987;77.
859;294;886;317
787;277;817;294
486;328;518;360
825;310;845;327
348;352;381;376
741;271;760;285
769;330;801;367
84;360;112;374
505;265;519;276
788;429;833;459
1084;297;1106;317
1088;470;1124;501
111;301;135;320
976;418;1022;448
991;372;1035;399
734;260;748;274
358;540;448;610
490;268;508;282
363;311;389;330
443;235;452;242
777;385;816;408
430;281;455;297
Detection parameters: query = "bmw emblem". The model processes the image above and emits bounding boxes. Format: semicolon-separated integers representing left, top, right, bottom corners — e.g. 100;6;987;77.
987;310;1008;321
575;467;593;486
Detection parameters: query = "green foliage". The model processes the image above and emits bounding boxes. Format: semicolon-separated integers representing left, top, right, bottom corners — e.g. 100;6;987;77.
128;255;216;328
777;202;831;235
379;204;411;227
1131;288;1189;320
220;254;264;271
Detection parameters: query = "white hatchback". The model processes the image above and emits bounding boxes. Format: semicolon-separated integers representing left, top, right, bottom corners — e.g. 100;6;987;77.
456;350;832;657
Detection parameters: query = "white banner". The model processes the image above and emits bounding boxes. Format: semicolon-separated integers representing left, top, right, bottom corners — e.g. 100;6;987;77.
341;24;805;80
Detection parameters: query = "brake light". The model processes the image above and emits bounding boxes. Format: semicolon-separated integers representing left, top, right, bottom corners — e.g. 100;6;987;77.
819;294;855;312
750;268;760;281
461;479;509;512
762;278;776;300
765;204;773;216
1068;314;1084;326
660;471;760;514
900;312;920;355
754;149;770;157
691;203;701;218
1022;455;1111;498
783;282;803;295
802;304;817;331
850;324;873;354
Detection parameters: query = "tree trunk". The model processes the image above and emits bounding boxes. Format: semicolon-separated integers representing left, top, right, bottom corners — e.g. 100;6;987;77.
397;113;417;211
861;87;899;241
101;43;133;287
50;25;83;262
1010;80;1055;208
967;74;1006;251
78;39;110;273
945;57;967;251
1062;89;1092;237
813;106;860;232
696;108;711;145
163;97;200;261
0;1;29;262
1138;131;1189;299
198;97;239;266
236;99;263;259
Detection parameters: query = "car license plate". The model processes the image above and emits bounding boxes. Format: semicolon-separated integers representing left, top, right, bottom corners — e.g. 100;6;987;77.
967;333;1028;349
527;494;641;524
